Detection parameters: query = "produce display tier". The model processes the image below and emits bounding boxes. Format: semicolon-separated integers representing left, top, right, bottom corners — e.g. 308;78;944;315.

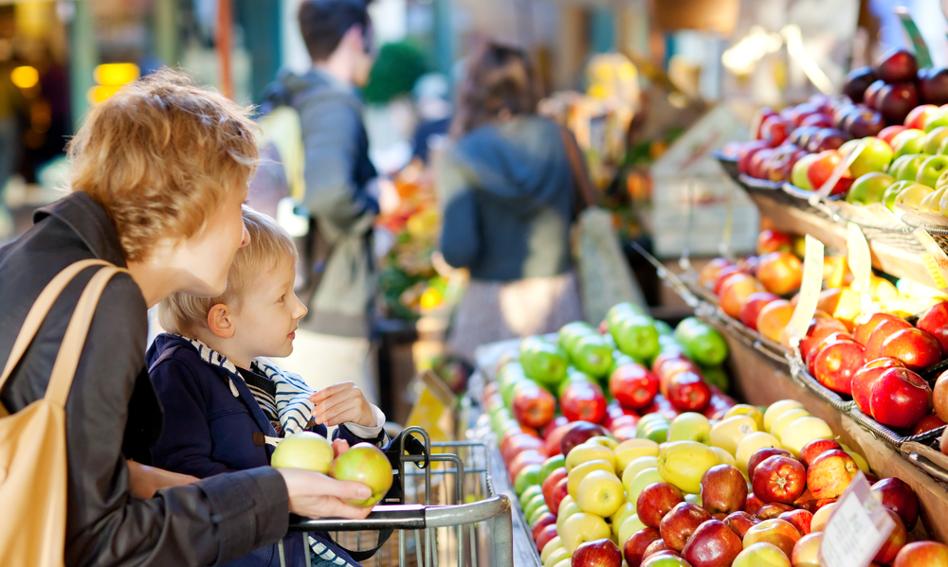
653;259;948;542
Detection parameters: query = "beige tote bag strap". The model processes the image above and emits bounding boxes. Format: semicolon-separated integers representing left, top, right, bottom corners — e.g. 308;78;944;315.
0;259;110;393
46;266;126;407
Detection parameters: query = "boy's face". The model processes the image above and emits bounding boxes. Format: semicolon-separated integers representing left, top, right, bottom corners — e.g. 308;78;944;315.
229;258;308;363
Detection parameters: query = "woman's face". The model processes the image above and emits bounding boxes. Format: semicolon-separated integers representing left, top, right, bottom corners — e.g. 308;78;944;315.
171;190;249;297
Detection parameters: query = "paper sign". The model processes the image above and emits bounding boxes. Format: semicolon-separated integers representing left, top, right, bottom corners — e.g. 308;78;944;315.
816;140;864;200
913;229;948;290
847;223;874;318
820;473;895;567
784;235;825;348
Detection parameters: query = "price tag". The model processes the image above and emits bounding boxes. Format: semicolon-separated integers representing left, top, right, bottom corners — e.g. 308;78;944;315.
784;235;825;348
913;229;948;290
816;140;864;201
820;473;895;567
847;223;874;318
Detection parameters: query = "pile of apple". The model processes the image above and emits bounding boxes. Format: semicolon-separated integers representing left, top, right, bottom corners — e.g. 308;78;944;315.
505;396;948;567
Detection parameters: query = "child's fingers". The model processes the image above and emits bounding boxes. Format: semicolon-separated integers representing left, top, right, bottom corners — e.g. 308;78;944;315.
310;382;356;403
322;398;361;426
332;439;350;457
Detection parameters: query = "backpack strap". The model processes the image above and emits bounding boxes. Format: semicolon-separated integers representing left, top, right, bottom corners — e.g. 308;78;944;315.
0;259;110;395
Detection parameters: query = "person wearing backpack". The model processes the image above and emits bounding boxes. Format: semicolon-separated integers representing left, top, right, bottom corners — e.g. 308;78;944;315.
255;0;381;401
0;69;374;566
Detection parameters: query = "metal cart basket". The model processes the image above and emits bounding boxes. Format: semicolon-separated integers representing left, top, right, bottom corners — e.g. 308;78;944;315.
286;427;514;566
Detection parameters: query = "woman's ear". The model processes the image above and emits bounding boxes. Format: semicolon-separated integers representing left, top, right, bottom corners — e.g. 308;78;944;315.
207;303;236;339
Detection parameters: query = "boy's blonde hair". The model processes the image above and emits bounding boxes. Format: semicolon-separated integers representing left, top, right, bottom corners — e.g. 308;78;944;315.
67;68;258;262
159;207;298;335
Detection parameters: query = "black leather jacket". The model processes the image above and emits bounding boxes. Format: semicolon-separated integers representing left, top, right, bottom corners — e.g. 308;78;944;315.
0;192;289;566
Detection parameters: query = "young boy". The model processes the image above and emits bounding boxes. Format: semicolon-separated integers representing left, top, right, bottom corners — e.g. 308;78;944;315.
147;208;386;567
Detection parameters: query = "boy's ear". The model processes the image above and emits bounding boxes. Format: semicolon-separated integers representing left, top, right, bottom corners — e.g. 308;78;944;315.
207;304;235;339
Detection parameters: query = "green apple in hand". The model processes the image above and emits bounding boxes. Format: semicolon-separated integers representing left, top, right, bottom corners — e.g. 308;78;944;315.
271;432;334;473
330;442;394;507
847;172;895;205
916;155;948;188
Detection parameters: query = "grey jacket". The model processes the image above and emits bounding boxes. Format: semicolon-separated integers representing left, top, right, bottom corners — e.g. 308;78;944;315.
269;70;379;338
437;115;576;282
0;192;290;566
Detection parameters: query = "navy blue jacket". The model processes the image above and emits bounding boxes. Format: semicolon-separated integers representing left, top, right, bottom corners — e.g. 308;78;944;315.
147;333;384;567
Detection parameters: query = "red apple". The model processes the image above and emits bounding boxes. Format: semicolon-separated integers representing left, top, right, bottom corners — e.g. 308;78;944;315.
917;301;948;353
501;433;544;463
738;141;772;175
806;449;860;500
560;421;609;456
739;292;780;330
893;541;948;567
806;150;853;195
869;367;933;429
513;382;556;429
700;464;747;515
743;518;802;557
905;104;941;130
560;381;608;424
755;503;794;519
918;67;948;106
879;327;943;371
852;357;905;413
871;477;919;530
878;82;920;125
719;273;765;319
935;371;948;423
544;424;573;456
757;229;793;255
812;338;866;395
747;448;793;480
877;48;918;83
752;108;779;139
665;371;711;412
913;414;945;435
854;312;906;346
752;455;807;504
778;509;813;535
864;317;913;360
757;252;804;296
844;67;877;103
536;523;559;553
723;511;758;538
543;468;569;512
659;502;712;552
572;538;622;567
801;318;849;363
637;482;685;529
610;363;660;410
874;509;908;564
682;519;744;567
699;258;737;289
624;527;662;567
744;493;764;516
761;115;791;147
642;541;674;560
799;438;843;467
879;125;907;145
533;512;557;541
542;416;570;439
508;450;546;479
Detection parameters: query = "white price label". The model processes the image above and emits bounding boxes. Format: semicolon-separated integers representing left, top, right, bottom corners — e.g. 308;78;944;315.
784;235;825;348
820;473;895;567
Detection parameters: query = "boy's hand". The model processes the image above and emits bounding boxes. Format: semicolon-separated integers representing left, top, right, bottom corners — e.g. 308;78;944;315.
310;382;376;428
332;439;350;458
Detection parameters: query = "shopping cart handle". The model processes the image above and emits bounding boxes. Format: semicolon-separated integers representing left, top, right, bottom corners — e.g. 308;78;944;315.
287;504;427;532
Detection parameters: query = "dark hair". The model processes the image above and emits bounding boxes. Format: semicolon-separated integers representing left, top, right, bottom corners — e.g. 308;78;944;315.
298;0;370;62
451;41;539;137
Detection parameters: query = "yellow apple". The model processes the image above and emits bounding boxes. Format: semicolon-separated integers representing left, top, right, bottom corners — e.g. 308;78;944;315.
621;456;659;496
839;443;870;473
543;545;570;567
576;470;624;517
556;496;580;532
668;412;712;443
565;442;616;471
769;408;810;441
763;400;804;432
587;435;618;450
733;542;792;567
540;538;565;564
551;559;572;567
725;404;765;430
270;432;334;472
779;416;833;456
710;415;759;455
567;459;615;499
560;512;611;552
735;431;782;472
627;467;663;504
618;513;646;546
711;446;737;467
614;438;659;473
657;440;719;494
611;501;637;537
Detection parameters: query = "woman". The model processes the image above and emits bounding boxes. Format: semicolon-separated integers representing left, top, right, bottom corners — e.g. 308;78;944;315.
0;69;373;566
437;42;584;361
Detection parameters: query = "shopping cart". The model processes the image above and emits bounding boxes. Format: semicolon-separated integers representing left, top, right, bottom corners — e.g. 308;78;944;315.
286;426;514;566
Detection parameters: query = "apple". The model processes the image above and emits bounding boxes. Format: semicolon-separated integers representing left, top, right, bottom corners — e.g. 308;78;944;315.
271;431;334;472
777;509;812;536
642;550;687;567
761;115;791;147
682;519;744;567
752;455;806;504
566;443;615;472
805;449;859;500
924;109;948;132
843;67;877;103
700;258;737;289
878;82;920;124
516;463;543;496
698;465;746;515
791;532;823;567
923;126;948;154
659;502;712;551
756;252;802;297
800;319;849;363
544;470;569;512
778;416;834;457
879;327;942;371
560;512;611;552
746;447;792;480
918;67;948;105
719;273;765;319
878;48;918;82
668;412;712;443
913;414;945;434
796;439;840;467
847;107;886;138
755;299;794;345
847;172;894;204
733;543;792;567
869;367;932;429
723;511;758;538
739;292;780;330
879;124;907;144
636;482;684;529
864;317;913;359
329;442;394;507
892;128;927;157
501;431;543;463
852;357;905;413
610;363;659;410
509;450;547;479
874;509;908;564
560;381;608;424
893;541;948;567
614;438;659;473
738;141;771;175
535;522;559;553
790;154;819;189
811;338;866;395
560;422;610;456
576;470;624;517
571;538;621;567
918;301;948;353
665;372;711;413
917;155;948;188
871;477;919;530
513;382;556;429
742;518;801;557
540;454;568;483
935;371;948;422
840;137;894;177
624;527;662;567
806;150;852;194
854;312;906;346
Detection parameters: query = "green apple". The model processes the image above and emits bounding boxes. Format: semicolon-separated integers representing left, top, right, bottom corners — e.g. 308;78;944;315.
329;442;394;507
523;490;547;520
271;432;334;473
556;495;580;532
657;440;719;493
924;110;948;133
519;484;544;508
642;554;691;566
917;155;948;188
515;464;541;495
611;501;637;536
923;126;948;154
791;153;819;189
627;467;663;504
575;470;624;517
617;513;647;547
840;137;894;177
847;172;895;204
621;455;660;495
527;503;551;526
539;454;567;483
882;180;914;209
559;512;610;552
939;169;948;190
668;412;712;443
519;337;568;387
890;154;928;181
892;128;926;157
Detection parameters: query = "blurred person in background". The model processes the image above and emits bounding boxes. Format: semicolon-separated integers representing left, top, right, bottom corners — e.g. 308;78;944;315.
437;41;583;362
0;58;18;239
410;73;453;164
